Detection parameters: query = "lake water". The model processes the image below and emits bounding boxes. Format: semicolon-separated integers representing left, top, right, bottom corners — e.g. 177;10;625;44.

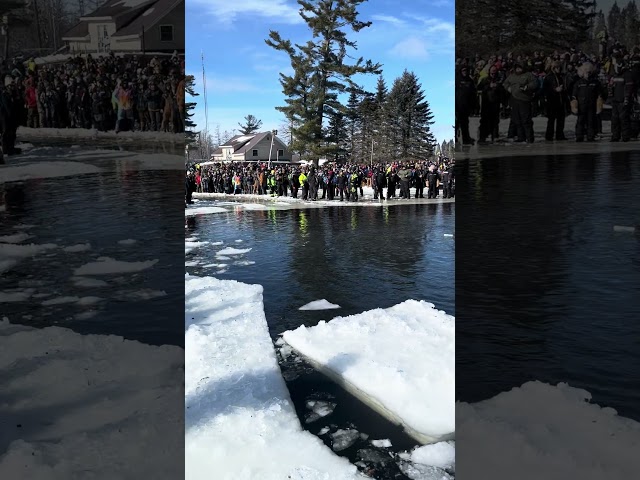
1;146;184;347
185;201;455;478
456;154;640;421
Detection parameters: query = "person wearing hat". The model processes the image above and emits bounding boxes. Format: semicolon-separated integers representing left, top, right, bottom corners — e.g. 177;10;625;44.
543;60;569;141
503;62;538;143
571;62;606;142
455;65;477;145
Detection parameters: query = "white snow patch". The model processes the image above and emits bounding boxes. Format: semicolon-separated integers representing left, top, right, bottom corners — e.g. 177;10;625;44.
0;162;102;182
235;239;243;243
371;439;392;448
118;239;137;246
0;318;183;478
283;300;454;442
457;381;640;479
217;247;251;255
234;260;256;266
63;243;91;253
185;260;201;267
186;241;209;254
74;258;158;275
185;275;364;480
299;299;341;311
185;206;227;216
0;233;33;244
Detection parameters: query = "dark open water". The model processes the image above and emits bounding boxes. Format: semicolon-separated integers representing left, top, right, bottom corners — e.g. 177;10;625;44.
456;154;640;421
1;146;184;347
185;202;455;478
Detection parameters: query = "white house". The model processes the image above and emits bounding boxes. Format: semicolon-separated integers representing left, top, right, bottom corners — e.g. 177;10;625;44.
62;0;184;54
211;132;292;163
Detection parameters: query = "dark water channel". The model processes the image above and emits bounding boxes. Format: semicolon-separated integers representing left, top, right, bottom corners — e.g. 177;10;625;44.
456;154;640;421
185;203;455;478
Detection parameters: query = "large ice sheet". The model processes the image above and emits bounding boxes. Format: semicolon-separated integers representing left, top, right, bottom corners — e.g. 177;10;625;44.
456;381;640;479
185;275;365;480
283;300;454;443
0;318;183;478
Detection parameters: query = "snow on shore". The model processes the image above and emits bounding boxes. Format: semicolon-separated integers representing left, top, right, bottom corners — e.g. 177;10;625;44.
185;275;366;480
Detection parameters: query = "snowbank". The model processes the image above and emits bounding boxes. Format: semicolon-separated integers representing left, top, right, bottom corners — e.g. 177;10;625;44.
185;275;366;480
17;127;183;143
283;300;455;443
0;318;184;478
456;381;640;479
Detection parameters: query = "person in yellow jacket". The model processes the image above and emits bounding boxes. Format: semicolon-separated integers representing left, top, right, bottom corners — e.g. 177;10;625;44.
299;170;309;200
268;171;277;196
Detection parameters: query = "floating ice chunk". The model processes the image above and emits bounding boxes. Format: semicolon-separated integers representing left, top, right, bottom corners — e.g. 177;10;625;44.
72;277;108;288
457;381;640;479
280;344;294;359
185;206;227;216
318;427;330;435
42;296;80;306
397;461;452;480
0;242;57;258
63;243;92;252
185;261;200;267
13;224;36;230
185;241;209;254
360;433;369;440
410;442;455;470
203;263;227;268
217;247;251;255
0;233;33;244
32;293;52;299
0;259;19;274
234;260;255;266
211;241;223;246
185;237;199;242
312;400;336;418
74;258;158;275
613;225;635;233
235;239;243;243
77;296;103;306
116;289;167;301
184;275;362;479
299;299;341;311
118;239;137;245
357;449;392;464
371;439;392;448
0;161;102;182
330;429;360;451
239;203;268;210
75;310;98;320
443;234;454;238
215;256;231;261
283;300;454;443
0;289;35;303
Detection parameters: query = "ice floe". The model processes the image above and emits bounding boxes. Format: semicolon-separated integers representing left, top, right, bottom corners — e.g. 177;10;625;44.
299;299;341;311
217;247;251;256
283;300;454;443
185;275;365;480
74;258;158;275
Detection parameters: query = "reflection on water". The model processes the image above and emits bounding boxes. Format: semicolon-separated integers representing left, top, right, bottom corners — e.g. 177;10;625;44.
456;154;640;420
1;169;184;347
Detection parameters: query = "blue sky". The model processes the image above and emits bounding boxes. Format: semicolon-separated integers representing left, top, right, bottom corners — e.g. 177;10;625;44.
185;0;454;144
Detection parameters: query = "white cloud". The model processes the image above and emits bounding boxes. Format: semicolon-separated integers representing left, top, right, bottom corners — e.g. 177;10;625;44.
429;0;452;7
189;0;302;25
370;14;405;26
390;37;429;60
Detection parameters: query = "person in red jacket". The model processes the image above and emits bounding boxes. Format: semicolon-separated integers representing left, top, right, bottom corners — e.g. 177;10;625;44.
24;79;39;128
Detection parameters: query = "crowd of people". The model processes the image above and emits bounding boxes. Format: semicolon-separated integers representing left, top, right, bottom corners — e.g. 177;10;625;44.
456;41;640;144
0;51;185;155
185;158;454;205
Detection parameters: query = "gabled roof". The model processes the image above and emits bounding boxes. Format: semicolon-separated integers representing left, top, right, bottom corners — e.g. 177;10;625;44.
81;0;156;20
62;22;90;40
212;132;286;157
112;0;182;38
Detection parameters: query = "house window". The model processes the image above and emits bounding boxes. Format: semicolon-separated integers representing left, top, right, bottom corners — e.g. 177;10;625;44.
160;25;174;42
252;149;258;157
277;149;284;157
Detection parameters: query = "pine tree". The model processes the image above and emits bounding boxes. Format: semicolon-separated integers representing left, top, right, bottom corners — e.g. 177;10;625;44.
608;2;622;43
345;89;361;162
237;114;263;135
372;76;388;162
622;1;639;49
184;75;199;144
326;109;349;162
265;0;382;164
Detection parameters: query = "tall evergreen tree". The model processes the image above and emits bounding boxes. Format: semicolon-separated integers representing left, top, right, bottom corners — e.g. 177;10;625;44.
237;114;263;135
184;75;199;145
266;0;382;163
622;1;639;49
608;2;622;42
326;110;349;162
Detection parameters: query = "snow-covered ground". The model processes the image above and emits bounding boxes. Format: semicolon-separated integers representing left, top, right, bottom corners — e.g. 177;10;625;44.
1;145;182;183
456;381;640;479
282;300;455;444
461;116;640;159
17;127;183;143
193;186;453;208
185;274;367;480
0;318;184;478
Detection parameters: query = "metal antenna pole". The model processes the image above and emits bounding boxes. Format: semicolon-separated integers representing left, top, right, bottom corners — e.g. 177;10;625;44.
201;50;209;160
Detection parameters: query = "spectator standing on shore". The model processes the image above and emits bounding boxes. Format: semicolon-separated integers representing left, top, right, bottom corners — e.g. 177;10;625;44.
503;63;537;143
543;61;569;141
455;66;477;145
477;65;505;144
